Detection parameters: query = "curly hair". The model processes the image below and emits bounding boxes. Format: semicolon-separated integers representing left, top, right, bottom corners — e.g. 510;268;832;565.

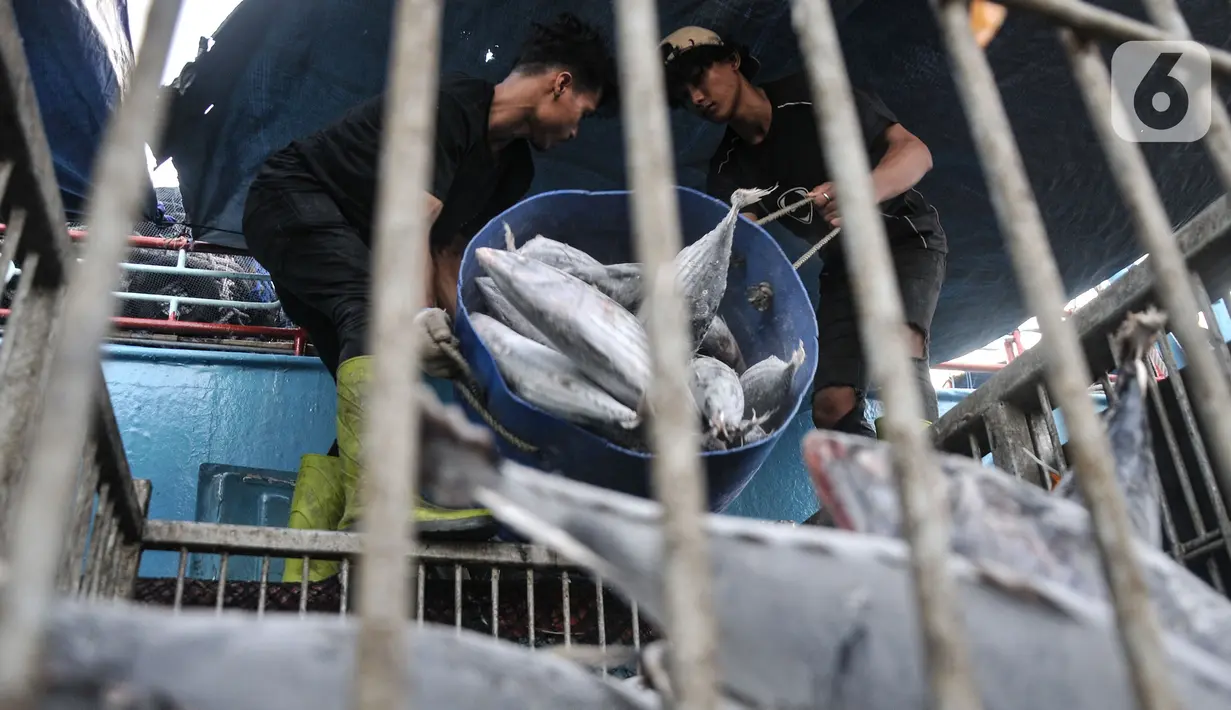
513;12;619;110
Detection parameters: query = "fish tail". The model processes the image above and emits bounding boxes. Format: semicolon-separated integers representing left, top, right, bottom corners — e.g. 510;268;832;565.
730;185;777;211
1112;307;1166;391
503;221;516;251
790;339;807;368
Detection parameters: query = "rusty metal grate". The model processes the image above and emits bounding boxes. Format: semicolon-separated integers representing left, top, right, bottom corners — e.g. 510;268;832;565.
2;0;1231;708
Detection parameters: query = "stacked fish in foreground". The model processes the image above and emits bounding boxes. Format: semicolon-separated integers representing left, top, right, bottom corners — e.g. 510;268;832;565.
469;187;804;453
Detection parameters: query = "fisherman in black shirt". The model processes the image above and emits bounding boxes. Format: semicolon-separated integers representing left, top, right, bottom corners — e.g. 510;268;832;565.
242;13;617;545
660;27;946;440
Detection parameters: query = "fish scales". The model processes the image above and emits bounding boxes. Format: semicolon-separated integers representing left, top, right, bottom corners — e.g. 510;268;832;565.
516;235;603;272
474;276;557;350
688;356;744;440
644;187;774;343
441;459;1231;710
698;315;747;373
38;600;656;710
740;340;805;421
472;313;640;430
804;428;1231;668
475;247;651;411
564;262;644;312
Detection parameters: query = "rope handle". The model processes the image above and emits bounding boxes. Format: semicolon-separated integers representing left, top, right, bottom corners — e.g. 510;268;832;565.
752;194;842;270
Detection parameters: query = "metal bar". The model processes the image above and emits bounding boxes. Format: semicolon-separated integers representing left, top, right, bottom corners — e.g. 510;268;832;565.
352;0;443;702
107;291;283;310
1062;27;1231;541
107;479;151;599
996;0;1231;76
0;309;303;341
932;1;1180;706
612;0;718;706
140;520;568;566
93;367;145;542
0;2;182;703
793;2;982;708
8;259;275;283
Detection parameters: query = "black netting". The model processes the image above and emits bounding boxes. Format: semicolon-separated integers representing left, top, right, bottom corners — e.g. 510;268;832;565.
3;186;293;332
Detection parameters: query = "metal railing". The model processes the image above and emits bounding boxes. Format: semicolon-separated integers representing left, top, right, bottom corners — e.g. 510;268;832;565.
1;0;1230;709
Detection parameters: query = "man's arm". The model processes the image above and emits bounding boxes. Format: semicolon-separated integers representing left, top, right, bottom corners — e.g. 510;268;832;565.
869;123;933;204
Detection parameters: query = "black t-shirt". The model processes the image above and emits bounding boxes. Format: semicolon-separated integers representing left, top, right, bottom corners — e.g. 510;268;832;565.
705;73;945;253
265;72;534;252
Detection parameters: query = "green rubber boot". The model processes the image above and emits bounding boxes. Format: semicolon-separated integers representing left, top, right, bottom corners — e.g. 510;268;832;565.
282;453;345;583
334;356;497;538
874;417;933;440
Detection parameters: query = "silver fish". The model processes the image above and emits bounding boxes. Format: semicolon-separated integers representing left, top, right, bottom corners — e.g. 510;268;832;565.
742;424;768;446
643;187;774;342
472;313;640;430
37;599;656;710
739;340;805;421
475;247;651;410
698;314;747;373
1052;309;1165;547
474;276;556;350
565;262;644;312
421;457;1231;710
803;427;1231;667
689;356;744;440
517;234;603;272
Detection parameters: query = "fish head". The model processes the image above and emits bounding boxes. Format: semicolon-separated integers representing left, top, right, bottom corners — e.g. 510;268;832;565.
802;430;903;536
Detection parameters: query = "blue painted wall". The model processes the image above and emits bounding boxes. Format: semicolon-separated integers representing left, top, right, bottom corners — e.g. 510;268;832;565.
102;345;337;578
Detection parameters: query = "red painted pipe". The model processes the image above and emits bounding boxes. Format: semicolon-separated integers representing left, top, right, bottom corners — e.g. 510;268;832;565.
0;308;304;341
0;224;247;256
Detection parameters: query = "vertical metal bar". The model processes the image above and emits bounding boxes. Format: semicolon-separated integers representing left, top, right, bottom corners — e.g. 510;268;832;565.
1062;27;1231;531
932;2;1180;707
967;431;982;460
299;558;310;617
257;556;270;617
454;564;463;635
562;571;572;648
1155;334;1231;549
106;478;151;600
215;554;229;613
793;2;982;708
339;559;350;617
595;577;607;674
1189;273;1231;379
416;564;425;626
611;0;718;706
55;437;99;594
173;548;188;612
526;569;536;648
1036;384;1067;470
491;568;500;639
354;0;442;706
0;2;182;701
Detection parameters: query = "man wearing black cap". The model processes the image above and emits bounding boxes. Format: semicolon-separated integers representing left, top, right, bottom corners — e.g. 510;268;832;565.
659;26;945;439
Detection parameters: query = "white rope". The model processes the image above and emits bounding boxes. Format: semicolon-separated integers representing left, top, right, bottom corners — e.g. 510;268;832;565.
752;194;842;270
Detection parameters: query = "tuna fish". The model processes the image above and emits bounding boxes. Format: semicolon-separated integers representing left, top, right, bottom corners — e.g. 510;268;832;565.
517;234;603;272
689;356;745;440
471;313;640;430
802;428;1231;667
740;340;806;421
565;262;644;312
421;456;1231;710
643;187;774;342
475;247;651;411
36;599;657;710
1052;308;1165;547
474;276;556;350
698;315;747;373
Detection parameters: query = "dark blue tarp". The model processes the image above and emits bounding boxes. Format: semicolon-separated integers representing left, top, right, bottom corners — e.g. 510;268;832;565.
14;0;160;219
24;0;1231;361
